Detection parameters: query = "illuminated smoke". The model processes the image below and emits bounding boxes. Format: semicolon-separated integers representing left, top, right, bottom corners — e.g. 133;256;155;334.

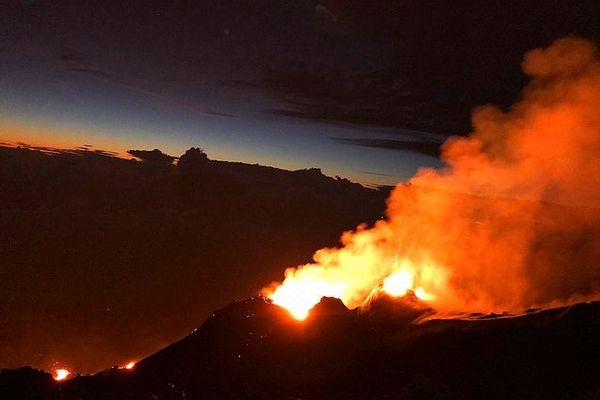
264;37;600;318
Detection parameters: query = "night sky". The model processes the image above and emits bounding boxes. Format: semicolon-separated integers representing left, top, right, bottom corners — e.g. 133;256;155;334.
1;0;600;374
2;1;598;185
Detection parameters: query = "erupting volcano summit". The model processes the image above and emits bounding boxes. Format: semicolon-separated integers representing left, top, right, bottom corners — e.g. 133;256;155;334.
263;37;600;320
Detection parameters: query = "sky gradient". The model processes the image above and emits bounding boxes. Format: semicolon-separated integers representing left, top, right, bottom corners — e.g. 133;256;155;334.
3;1;599;185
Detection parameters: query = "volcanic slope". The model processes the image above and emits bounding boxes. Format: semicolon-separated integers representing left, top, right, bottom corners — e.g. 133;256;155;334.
3;295;599;400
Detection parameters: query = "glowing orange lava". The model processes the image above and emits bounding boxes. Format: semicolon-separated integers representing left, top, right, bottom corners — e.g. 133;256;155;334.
382;269;435;301
414;286;435;301
266;258;440;319
125;362;135;370
53;368;70;381
382;269;413;297
269;277;346;320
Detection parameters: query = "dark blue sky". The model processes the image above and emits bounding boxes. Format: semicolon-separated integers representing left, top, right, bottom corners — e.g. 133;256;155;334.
2;0;598;185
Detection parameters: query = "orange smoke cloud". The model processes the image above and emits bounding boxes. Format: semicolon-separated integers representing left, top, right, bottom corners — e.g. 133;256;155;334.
264;37;600;318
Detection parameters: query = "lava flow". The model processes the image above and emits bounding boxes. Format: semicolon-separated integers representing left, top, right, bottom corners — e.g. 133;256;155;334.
264;37;600;320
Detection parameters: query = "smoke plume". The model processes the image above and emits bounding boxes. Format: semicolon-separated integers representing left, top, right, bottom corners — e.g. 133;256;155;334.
265;37;600;314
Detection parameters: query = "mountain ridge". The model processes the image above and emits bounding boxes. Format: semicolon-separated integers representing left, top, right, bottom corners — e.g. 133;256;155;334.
2;296;598;399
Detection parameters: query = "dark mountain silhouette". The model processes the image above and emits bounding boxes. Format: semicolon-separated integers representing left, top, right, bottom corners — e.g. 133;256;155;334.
127;149;177;166
2;296;599;399
0;145;386;373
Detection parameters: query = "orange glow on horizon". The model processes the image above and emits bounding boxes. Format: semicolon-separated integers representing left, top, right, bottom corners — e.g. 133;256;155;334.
125;362;135;370
0;121;131;159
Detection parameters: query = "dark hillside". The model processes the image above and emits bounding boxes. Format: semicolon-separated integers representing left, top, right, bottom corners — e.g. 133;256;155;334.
0;145;386;373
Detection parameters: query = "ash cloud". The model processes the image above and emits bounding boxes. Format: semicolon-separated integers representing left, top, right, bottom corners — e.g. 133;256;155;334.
401;36;600;310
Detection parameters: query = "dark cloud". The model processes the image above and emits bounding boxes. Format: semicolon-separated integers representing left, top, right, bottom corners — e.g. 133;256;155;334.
227;66;467;135
58;51;88;63
205;110;239;119
361;171;394;177
14;1;600;140
127;149;176;166
68;67;113;79
68;69;240;120
11;143;118;158
335;138;442;157
229;65;483;136
223;1;600;135
315;4;338;23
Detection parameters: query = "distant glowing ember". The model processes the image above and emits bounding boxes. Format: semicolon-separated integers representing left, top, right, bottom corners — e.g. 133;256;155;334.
53;368;70;381
125;362;135;370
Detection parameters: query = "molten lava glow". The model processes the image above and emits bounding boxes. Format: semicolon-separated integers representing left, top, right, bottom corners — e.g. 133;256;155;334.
125;362;135;370
266;255;443;319
269;276;346;320
414;287;435;301
53;368;70;381
381;266;436;301
382;270;414;297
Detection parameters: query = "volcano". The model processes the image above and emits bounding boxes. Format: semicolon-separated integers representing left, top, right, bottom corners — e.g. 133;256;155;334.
2;296;599;400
